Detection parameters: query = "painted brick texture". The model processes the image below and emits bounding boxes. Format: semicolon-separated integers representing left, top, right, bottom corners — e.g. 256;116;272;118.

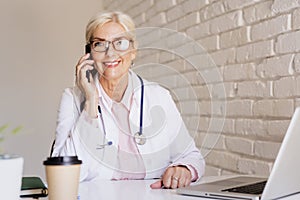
103;0;300;177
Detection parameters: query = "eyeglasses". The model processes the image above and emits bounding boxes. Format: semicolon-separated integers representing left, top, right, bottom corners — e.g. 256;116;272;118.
89;38;133;53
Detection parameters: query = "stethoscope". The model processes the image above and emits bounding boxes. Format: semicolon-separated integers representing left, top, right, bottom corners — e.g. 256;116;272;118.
97;75;146;149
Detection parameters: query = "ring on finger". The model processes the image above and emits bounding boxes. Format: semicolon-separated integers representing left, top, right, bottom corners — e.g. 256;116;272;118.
172;176;179;181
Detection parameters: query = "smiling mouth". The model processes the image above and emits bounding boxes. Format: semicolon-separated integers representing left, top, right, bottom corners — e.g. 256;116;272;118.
102;60;121;68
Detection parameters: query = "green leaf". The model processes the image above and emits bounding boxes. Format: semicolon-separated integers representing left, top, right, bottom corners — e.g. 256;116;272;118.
11;126;23;135
0;124;9;134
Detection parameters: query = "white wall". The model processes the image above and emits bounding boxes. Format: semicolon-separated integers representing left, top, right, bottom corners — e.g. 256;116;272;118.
0;0;102;179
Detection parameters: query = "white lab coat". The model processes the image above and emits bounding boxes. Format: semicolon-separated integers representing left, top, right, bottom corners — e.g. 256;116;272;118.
52;71;205;181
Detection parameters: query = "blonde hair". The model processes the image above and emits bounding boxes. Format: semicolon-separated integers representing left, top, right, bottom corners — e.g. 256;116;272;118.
85;11;136;45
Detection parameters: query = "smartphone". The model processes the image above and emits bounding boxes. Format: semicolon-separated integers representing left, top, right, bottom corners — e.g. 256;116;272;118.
85;44;97;82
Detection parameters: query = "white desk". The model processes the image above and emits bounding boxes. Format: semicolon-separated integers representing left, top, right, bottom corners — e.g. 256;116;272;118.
23;176;299;200
78;177;300;200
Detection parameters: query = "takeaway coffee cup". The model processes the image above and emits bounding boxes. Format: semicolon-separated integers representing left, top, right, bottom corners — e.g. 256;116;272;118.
43;156;82;200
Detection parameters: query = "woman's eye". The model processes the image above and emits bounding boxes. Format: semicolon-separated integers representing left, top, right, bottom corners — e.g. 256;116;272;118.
114;39;129;50
115;40;123;46
94;41;105;47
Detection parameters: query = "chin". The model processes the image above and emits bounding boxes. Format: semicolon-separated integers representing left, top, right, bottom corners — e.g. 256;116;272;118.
102;70;128;81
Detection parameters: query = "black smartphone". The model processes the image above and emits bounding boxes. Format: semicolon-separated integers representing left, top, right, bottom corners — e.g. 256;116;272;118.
85;44;97;82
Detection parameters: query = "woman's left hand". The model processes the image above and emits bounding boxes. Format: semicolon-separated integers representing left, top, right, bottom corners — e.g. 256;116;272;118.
150;166;192;189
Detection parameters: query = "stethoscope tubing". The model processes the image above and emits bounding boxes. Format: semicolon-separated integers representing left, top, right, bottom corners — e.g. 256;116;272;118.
137;75;144;136
97;75;145;147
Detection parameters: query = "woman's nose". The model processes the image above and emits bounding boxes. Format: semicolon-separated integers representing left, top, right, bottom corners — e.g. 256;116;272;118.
105;43;116;57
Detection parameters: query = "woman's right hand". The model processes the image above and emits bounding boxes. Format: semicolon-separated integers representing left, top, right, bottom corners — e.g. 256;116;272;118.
76;53;98;118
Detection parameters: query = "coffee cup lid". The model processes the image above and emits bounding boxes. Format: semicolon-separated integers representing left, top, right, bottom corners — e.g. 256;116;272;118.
43;156;82;165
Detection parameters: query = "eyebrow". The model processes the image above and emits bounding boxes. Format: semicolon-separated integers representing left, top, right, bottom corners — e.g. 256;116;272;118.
92;36;129;41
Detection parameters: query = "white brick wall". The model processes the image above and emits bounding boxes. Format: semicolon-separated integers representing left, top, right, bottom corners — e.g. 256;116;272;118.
210;10;244;34
236;40;275;63
251;14;291;41
256;54;293;78
243;0;276;24
220;26;250;49
293;8;300;29
103;0;300;177
276;30;300;53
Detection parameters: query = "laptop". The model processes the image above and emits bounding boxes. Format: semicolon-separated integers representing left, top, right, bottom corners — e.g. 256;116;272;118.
177;107;300;200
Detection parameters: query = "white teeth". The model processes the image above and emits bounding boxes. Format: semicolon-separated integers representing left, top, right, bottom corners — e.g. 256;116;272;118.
104;61;119;66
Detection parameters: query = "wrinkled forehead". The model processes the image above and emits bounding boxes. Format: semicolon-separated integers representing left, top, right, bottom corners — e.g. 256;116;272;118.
92;22;131;41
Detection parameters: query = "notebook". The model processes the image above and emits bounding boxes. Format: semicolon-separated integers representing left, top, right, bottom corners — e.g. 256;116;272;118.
20;176;48;198
177;107;300;200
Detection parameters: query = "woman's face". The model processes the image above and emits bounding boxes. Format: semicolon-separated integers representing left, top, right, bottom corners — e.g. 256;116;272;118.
91;22;136;82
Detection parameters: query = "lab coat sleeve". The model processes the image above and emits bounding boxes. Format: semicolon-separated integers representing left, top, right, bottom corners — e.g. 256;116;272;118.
164;91;205;181
51;88;101;181
169;122;205;182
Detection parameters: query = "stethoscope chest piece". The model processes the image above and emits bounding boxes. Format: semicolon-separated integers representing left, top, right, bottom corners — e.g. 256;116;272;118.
134;132;146;145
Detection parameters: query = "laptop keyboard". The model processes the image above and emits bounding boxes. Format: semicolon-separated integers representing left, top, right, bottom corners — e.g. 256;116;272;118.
222;180;267;195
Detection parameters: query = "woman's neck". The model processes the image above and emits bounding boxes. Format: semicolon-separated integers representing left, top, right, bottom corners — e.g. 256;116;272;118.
99;74;128;102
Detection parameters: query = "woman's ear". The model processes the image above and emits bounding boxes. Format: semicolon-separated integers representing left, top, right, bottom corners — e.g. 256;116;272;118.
131;60;135;68
131;48;137;61
131;40;138;61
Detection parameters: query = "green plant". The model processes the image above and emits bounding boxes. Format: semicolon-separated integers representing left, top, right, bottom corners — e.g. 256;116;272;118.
0;124;23;153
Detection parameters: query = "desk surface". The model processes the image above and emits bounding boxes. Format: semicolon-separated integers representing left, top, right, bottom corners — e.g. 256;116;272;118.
22;176;300;200
78;177;300;200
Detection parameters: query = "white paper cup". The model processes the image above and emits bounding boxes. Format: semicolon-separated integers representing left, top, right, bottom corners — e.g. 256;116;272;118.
0;154;24;200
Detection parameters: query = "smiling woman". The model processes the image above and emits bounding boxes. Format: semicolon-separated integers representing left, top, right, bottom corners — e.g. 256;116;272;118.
89;21;136;98
51;11;205;189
